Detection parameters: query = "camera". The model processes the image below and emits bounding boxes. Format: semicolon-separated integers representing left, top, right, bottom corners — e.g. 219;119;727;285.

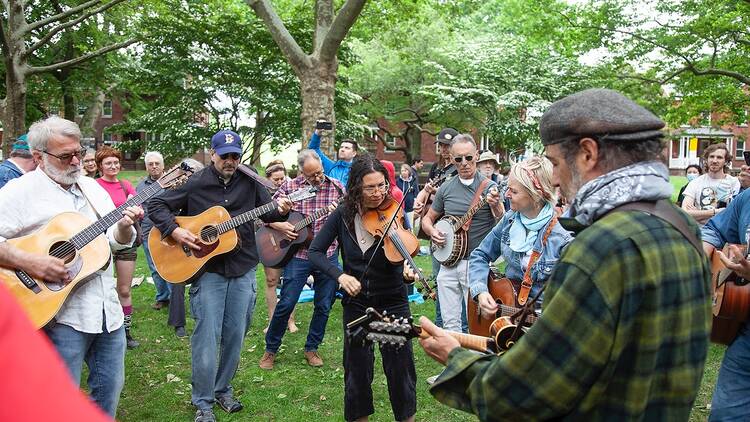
315;120;333;130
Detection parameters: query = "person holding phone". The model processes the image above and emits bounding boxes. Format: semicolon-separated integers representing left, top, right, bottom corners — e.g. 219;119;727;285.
307;120;357;189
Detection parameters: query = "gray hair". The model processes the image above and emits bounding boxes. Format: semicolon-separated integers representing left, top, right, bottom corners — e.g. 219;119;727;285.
297;149;322;168
27;116;82;151
181;158;205;172
450;134;477;152
144;151;164;164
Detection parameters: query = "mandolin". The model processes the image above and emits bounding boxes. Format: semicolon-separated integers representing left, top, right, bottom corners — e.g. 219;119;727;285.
0;163;194;328
149;186;317;283
467;269;539;337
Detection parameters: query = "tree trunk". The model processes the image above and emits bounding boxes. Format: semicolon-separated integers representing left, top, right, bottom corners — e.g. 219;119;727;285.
2;66;27;157
79;91;105;140
299;60;337;155
404;125;423;164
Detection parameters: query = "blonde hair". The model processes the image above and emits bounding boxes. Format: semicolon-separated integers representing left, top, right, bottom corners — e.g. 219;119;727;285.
509;156;556;208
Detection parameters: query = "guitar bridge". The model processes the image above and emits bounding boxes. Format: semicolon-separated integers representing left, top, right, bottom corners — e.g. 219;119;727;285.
16;270;41;293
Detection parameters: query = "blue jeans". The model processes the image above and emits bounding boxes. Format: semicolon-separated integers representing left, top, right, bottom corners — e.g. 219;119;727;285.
265;255;338;353
189;270;257;410
710;324;750;421
44;321;125;417
143;238;171;302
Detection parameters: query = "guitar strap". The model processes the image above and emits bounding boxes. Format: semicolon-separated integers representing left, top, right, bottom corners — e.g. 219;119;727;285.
517;216;558;306
461;178;491;232
237;163;276;190
609;200;703;254
76;182;103;220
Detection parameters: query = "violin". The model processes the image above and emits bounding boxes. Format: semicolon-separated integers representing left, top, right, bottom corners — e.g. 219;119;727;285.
362;198;437;300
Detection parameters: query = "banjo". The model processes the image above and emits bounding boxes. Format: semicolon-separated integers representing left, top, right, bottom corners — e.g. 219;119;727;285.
432;186;494;267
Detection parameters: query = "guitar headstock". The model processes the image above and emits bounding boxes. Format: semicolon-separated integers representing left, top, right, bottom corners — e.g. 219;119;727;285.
157;162;195;190
346;307;418;348
288;185;319;202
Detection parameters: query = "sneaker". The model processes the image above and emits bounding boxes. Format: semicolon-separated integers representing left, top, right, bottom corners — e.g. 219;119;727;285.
304;351;324;367
259;352;275;370
175;326;187;338
215;395;243;413
194;409;215;422
126;329;140;349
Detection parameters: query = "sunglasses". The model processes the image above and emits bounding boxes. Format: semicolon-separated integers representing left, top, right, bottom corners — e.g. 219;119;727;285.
219;152;241;161
452;155;475;163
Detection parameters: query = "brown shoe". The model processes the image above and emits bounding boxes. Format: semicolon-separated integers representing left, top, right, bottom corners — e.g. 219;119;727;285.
304;351;323;367
151;301;168;310
259;352;275;370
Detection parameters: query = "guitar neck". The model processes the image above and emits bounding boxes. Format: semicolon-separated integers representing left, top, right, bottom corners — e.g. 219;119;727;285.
69;182;164;249
416;327;494;354
454;196;489;229
294;205;330;232
217;201;278;234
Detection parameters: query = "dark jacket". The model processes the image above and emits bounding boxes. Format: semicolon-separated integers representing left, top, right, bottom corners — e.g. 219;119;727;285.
309;206;404;297
396;176;417;212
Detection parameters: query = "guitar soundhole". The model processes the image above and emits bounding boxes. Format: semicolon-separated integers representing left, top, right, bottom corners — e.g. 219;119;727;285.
49;241;76;263
200;226;219;243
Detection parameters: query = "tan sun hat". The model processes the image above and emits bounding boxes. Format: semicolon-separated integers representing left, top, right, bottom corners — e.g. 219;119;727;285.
477;151;500;167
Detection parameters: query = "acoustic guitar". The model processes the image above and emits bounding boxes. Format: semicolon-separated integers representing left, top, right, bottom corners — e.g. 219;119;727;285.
148;186;317;284
416;166;454;240
710;244;750;345
256;198;342;268
0;163;194;328
467;269;539;337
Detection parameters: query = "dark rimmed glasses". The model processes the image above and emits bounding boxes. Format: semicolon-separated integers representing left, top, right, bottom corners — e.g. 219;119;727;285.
41;148;88;164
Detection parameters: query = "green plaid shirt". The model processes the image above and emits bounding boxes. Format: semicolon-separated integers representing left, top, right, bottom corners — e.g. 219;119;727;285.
431;207;712;421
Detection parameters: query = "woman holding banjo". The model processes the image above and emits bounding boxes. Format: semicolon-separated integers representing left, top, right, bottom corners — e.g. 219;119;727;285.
308;153;416;422
468;156;573;316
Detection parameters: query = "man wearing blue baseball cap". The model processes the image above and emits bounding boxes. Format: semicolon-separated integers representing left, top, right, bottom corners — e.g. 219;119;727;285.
148;129;293;422
0;134;37;189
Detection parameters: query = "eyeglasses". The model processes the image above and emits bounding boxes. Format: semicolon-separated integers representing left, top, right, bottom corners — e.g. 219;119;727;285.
42;148;87;164
303;170;325;182
362;182;389;195
452;155;475;164
219;152;241;161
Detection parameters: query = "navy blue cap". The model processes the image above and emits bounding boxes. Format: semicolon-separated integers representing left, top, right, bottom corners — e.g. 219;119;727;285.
211;130;242;155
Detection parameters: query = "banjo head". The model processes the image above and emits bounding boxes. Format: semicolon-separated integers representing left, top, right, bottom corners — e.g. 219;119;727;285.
432;218;455;263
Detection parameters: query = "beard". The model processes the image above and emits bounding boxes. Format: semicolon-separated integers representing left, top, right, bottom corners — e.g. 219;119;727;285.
44;155;81;186
562;165;585;203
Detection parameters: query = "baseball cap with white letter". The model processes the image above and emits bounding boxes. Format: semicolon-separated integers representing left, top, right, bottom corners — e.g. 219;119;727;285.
211;130;243;155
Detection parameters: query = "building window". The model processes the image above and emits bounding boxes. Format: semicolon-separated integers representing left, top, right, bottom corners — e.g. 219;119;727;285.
736;139;746;159
103;132;113;145
102;100;113;118
480;134;491;152
383;133;398;153
145;132;161;144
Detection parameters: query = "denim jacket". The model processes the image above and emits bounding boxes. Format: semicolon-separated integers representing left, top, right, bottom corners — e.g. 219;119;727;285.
468;210;574;303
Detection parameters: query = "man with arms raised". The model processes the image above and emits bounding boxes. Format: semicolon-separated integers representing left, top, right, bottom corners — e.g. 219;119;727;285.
308;124;357;188
148;130;291;422
0;116;143;416
419;89;711;420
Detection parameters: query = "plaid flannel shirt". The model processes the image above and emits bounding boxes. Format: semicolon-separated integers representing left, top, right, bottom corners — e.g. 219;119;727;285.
273;175;343;260
431;207;712;421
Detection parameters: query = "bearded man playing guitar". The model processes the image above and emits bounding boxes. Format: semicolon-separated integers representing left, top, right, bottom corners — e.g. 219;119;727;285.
702;191;750;420
419;89;711;420
148;130;291;422
0;116;143;416
259;149;344;370
421;134;503;336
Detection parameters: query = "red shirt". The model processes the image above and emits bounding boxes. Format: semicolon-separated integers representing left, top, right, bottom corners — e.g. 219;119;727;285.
96;178;136;207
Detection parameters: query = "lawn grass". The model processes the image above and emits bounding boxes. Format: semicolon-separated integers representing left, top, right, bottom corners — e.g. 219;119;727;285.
111;171;723;421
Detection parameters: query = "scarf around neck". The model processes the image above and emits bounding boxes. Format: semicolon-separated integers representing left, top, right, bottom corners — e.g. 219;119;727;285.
569;161;673;226
509;203;554;253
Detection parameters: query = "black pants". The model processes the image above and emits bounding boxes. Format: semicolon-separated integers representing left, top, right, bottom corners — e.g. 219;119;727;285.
342;288;417;421
168;283;186;328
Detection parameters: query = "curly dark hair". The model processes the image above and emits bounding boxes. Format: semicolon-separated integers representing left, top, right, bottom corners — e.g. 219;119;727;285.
343;153;391;228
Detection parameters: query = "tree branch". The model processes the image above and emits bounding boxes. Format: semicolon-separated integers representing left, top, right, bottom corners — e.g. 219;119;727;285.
318;0;367;62
25;0;103;33
25;38;136;75
245;0;311;72
24;0;128;57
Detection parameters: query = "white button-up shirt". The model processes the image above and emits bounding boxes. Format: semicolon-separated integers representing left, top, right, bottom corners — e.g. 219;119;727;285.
0;168;135;333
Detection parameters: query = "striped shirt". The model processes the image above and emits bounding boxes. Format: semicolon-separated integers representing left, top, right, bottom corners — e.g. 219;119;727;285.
431;206;712;420
273;175;343;259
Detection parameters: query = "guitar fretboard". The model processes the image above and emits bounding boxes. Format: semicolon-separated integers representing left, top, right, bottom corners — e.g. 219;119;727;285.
69;181;164;250
217;201;279;234
293;204;332;232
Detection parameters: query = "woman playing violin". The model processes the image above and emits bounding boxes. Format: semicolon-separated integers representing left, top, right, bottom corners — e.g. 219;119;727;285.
468;157;573;317
308;153;416;422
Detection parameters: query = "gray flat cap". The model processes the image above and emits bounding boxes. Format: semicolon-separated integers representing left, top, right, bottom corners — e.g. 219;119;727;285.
539;88;665;146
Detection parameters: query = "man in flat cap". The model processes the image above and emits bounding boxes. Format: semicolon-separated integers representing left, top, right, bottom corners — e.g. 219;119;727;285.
418;89;711;420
